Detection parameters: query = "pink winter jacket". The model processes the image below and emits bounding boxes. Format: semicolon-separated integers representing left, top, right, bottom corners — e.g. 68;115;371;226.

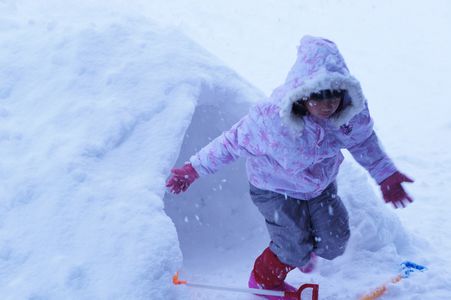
190;36;397;200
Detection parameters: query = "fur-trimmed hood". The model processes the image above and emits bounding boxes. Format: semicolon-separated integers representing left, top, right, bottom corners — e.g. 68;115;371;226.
271;35;366;133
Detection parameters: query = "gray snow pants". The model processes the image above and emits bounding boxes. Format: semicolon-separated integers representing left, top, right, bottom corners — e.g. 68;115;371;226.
249;182;350;267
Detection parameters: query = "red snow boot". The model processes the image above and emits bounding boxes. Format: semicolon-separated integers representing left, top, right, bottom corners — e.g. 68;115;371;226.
248;247;296;299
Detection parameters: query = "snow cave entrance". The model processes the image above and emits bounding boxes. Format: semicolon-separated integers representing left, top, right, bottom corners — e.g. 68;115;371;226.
163;83;267;271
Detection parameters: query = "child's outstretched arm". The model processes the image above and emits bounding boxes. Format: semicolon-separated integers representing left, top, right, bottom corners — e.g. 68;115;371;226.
345;105;414;208
189;104;269;176
166;105;268;194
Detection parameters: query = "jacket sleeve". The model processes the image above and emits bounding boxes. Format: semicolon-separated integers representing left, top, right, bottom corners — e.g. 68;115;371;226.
189;105;268;176
344;104;397;184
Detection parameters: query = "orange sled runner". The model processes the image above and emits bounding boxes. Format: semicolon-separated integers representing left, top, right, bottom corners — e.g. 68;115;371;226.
173;272;319;300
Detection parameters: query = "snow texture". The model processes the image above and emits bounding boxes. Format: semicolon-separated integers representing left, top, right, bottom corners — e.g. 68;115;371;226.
0;14;261;300
1;1;451;299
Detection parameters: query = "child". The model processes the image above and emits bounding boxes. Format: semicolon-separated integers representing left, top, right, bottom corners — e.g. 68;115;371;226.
166;35;413;299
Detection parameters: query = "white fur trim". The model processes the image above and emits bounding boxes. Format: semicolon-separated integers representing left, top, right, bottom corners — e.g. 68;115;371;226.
279;72;366;133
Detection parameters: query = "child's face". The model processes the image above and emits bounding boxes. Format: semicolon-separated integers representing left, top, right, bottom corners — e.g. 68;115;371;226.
304;97;341;119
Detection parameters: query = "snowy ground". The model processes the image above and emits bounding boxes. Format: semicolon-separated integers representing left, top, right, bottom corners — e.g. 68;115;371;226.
1;0;451;299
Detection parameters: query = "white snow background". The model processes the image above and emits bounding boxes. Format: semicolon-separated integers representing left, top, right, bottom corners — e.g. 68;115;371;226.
1;0;450;299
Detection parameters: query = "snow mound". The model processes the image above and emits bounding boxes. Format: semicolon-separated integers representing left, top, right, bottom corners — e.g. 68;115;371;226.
339;160;410;254
0;16;261;299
